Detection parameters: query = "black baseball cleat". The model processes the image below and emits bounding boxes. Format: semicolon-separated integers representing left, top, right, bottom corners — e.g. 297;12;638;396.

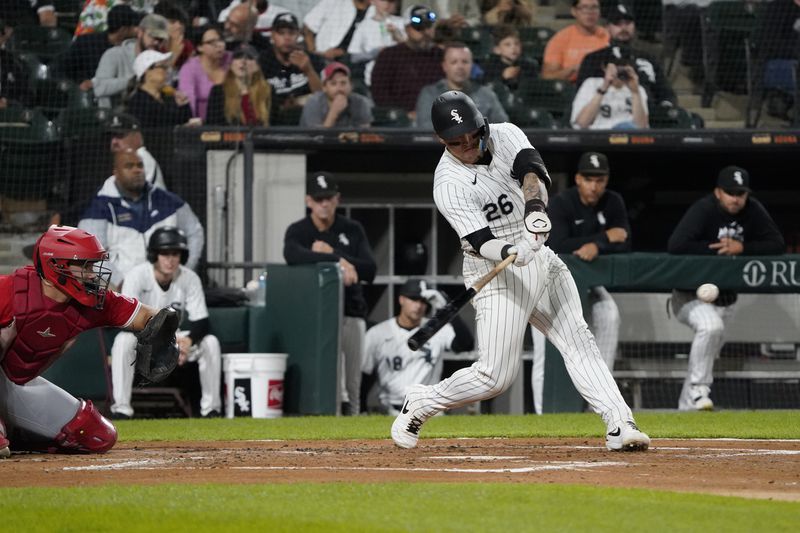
606;421;650;451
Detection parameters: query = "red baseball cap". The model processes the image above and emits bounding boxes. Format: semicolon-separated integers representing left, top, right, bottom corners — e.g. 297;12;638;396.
321;62;351;82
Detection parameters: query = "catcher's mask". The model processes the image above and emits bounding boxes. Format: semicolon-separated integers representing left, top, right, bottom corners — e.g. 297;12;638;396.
33;225;112;309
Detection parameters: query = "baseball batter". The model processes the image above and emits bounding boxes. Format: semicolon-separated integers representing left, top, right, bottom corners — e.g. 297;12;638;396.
111;227;222;419
391;91;649;451
362;279;473;414
0;225;169;457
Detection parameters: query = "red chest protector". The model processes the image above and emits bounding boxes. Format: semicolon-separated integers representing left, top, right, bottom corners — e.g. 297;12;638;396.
2;267;97;385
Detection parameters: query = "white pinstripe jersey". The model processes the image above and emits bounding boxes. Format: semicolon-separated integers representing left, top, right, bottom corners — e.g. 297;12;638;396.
433;122;535;253
120;262;209;324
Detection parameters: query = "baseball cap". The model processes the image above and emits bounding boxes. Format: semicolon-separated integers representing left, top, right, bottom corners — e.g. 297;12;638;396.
107;4;141;33
717;165;751;193
405;5;437;29
577;152;610;176
321;62;350;82
273;12;299;31
607;3;635;24
139;13;169;41
107;112;141;134
399;279;429;300
233;43;259;60
307;172;339;199
133;50;173;80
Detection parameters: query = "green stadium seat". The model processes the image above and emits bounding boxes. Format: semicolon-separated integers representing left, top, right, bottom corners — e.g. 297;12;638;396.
30;78;94;119
7;25;73;64
519;27;554;65
516;78;576;119
460;26;493;60
372;106;411;127
506;104;557;129
56;107;113;138
0;108;61;202
648;105;698;129
487;80;516;115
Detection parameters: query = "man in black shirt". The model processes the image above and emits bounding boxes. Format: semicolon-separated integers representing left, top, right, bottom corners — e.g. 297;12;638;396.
284;172;377;416
1;1;55;27
259;12;324;121
577;3;676;109
667;166;785;411
547;151;629;371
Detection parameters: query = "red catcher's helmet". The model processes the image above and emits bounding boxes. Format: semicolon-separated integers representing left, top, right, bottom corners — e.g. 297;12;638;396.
33;225;112;309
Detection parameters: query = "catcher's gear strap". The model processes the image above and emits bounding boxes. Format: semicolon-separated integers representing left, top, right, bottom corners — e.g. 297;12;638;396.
511;148;552;190
135;306;180;385
54;400;117;453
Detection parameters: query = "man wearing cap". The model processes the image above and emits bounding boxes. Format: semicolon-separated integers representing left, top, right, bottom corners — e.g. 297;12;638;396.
223;2;273;52
542;0;609;82
415;42;508;129
52;4;141;91
303;0;370;60
576;4;676;109
260;12;325;117
218;0;291;38
362;278;474;415
668;166;784;411
300;62;373;128
93;13;171;108
283;172;377;416
108;112;166;190
371;5;445;117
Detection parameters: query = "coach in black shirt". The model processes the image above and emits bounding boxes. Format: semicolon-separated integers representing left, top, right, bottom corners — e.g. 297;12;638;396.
546;151;629;370
667;165;784;411
283;172;377;416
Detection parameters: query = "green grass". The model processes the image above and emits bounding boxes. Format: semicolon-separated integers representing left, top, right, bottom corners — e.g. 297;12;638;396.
3;483;799;532
115;411;800;442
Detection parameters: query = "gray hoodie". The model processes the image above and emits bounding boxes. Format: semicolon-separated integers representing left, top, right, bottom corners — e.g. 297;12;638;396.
93;39;136;108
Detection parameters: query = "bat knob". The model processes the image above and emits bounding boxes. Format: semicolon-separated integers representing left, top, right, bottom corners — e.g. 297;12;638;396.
407;338;420;351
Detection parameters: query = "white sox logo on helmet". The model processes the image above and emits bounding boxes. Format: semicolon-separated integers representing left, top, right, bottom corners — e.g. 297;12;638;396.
450;110;463;123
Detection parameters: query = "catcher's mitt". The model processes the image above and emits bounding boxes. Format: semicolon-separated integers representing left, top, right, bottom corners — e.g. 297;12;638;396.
134;307;180;385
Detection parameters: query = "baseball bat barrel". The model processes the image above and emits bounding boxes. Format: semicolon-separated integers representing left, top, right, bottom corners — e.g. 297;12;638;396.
407;254;516;351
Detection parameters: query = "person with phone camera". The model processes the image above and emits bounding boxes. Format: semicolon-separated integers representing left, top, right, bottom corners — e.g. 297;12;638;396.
570;56;649;130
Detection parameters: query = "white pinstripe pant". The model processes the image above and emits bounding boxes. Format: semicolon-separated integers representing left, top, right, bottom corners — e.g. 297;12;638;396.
414;247;634;430
674;298;733;410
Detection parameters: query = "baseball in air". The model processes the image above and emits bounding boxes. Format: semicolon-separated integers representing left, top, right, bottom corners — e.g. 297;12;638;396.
696;283;719;303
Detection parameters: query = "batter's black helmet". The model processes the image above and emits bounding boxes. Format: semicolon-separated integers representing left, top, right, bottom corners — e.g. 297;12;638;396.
148;226;189;264
431;91;489;145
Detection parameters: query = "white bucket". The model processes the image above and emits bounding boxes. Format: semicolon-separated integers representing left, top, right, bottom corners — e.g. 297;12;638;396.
223;353;288;418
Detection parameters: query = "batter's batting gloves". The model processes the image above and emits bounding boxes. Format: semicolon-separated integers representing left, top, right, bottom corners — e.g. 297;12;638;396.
421;289;448;311
524;211;551;251
509;240;536;266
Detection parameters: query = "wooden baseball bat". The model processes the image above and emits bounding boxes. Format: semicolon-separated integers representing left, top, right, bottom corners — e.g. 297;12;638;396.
407;254;516;351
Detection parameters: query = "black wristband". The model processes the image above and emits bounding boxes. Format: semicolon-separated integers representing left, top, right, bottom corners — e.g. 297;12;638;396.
500;244;513;259
525;199;546;215
596;87;607;95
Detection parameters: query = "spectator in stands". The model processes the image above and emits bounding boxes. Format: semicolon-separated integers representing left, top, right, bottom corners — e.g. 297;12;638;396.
75;0;152;37
284;172;377;416
577;3;676;109
0;1;55;28
126;50;195;127
110;227;222;420
361;278;473;415
178;24;232;121
300;62;373;128
482;0;534;28
154;1;194;72
481;24;538;92
541;0;608;82
52;4;141;91
93;13;170;108
259;12;324;121
546;152;628;370
415;42;508;129
570;54;649;130
347;0;407;88
222;2;273;53
206;44;271;126
108;112;166;189
0;19;29;109
218;0;292;37
399;0;482;28
371;5;444;118
78;148;204;290
667;166;785;411
303;0;370;61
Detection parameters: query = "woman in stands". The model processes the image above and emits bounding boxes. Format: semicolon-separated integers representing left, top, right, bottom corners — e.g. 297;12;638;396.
125;50;194;127
178;24;232;122
206;44;271;126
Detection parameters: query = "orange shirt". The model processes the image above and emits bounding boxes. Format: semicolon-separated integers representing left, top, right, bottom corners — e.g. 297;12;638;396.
543;24;610;82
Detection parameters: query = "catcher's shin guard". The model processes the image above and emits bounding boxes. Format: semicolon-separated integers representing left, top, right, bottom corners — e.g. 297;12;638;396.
54;400;117;453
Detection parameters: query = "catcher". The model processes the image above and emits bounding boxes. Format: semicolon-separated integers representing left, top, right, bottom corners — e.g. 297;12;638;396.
0;225;179;458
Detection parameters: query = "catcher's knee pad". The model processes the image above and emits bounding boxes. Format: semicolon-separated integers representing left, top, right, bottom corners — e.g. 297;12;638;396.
54;400;117;453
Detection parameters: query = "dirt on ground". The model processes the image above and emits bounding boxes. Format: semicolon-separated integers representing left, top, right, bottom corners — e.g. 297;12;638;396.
2;438;799;501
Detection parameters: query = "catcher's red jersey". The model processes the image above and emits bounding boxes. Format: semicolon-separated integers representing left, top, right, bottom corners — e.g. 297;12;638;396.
0;266;139;384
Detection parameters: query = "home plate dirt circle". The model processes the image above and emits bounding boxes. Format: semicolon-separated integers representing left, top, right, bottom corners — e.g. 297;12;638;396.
2;438;799;500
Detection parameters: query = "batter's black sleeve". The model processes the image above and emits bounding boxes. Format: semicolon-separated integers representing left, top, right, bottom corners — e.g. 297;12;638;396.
449;315;474;353
741;199;785;255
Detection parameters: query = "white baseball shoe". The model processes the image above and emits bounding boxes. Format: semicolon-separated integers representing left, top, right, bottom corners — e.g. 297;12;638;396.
606;420;650;452
0;416;10;458
391;384;429;449
689;385;714;411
